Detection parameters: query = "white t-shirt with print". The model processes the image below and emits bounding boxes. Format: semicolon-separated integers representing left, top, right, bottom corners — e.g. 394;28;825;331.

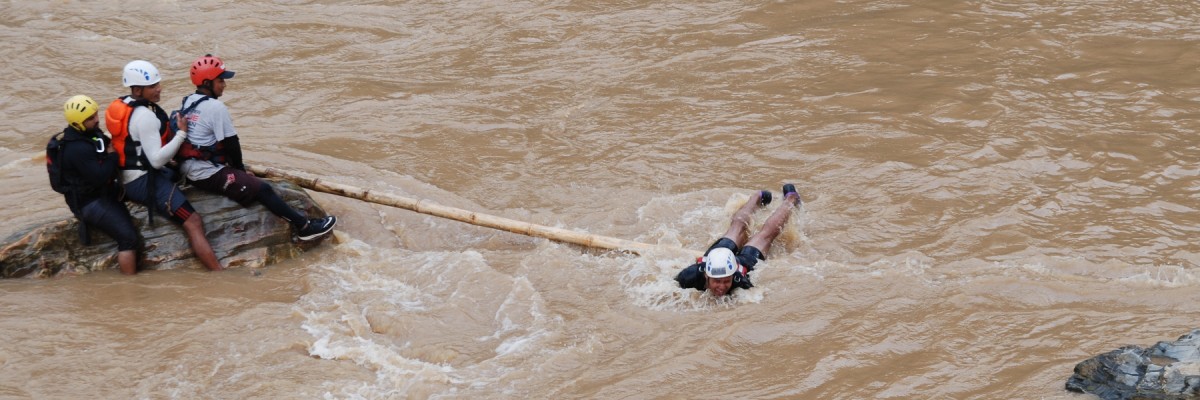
178;93;238;182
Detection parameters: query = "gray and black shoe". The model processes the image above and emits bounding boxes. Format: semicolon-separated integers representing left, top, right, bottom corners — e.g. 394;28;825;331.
297;216;337;241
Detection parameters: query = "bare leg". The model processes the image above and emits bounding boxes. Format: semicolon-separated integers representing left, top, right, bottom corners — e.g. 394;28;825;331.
117;250;137;275
182;213;224;271
720;191;769;248
745;188;801;254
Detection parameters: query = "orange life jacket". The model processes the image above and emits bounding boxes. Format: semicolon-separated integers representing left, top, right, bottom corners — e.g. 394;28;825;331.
104;96;171;170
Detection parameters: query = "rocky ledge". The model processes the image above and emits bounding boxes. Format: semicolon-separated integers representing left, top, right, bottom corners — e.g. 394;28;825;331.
1067;329;1200;399
0;179;331;278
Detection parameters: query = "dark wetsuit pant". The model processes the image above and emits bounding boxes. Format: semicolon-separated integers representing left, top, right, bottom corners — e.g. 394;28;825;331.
78;197;139;251
708;237;765;270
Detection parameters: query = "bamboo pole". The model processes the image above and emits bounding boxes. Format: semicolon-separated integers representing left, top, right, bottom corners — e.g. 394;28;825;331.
247;165;696;258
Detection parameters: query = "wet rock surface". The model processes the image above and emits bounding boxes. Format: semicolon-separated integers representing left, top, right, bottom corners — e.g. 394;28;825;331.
1;180;329;278
1067;329;1200;400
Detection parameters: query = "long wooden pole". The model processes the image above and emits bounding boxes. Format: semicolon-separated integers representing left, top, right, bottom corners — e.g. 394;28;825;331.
248;165;696;258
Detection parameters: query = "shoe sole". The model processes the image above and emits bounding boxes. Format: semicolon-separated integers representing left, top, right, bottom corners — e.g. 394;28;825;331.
297;219;336;241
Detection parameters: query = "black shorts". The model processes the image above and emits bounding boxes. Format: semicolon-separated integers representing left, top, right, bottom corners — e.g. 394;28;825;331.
123;170;196;225
78;197;140;251
706;237;764;271
193;167;262;206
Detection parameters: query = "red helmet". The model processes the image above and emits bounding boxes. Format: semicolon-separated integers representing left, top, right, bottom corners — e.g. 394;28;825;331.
190;54;235;86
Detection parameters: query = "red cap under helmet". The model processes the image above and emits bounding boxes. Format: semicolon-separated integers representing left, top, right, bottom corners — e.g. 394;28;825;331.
190;54;235;86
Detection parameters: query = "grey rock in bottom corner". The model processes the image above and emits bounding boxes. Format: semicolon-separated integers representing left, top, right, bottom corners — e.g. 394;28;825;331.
0;179;330;278
1066;329;1200;400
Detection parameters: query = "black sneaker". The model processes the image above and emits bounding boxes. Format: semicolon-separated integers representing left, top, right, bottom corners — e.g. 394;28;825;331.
782;184;801;204
297;216;336;241
757;190;772;207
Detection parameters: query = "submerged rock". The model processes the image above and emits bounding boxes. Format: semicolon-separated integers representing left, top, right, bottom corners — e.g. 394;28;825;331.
0;180;330;278
1066;329;1200;399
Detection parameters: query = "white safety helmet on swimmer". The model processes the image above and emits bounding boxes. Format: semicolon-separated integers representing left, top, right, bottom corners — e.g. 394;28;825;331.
704;247;739;278
122;60;161;87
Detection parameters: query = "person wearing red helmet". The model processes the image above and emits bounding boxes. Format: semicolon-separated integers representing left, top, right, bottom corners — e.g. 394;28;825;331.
176;54;335;241
674;184;802;297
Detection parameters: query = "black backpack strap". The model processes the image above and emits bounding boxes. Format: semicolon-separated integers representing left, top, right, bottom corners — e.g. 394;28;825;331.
78;220;91;246
146;170;155;226
181;95;211;116
53;132;84;198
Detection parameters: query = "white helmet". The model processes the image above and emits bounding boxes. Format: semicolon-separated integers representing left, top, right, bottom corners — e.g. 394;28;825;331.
704;247;739;278
122;60;161;87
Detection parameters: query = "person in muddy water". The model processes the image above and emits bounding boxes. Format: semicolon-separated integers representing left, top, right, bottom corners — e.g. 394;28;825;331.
674;184;802;297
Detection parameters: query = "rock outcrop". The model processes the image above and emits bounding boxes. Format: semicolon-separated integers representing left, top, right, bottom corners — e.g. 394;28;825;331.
1067;329;1200;399
1;180;330;278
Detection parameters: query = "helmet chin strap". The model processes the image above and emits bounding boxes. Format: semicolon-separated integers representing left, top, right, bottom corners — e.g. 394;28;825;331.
197;82;220;99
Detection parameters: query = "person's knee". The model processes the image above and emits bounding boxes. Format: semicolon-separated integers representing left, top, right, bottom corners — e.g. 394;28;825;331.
113;217;141;251
183;212;205;231
744;237;772;256
115;234;141;252
256;181;277;200
85;200;141;251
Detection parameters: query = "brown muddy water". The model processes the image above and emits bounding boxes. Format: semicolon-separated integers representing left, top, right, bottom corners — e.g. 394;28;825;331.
1;1;1199;398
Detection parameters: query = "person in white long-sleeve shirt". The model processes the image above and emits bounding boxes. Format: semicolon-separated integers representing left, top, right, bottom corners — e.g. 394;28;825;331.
105;60;223;272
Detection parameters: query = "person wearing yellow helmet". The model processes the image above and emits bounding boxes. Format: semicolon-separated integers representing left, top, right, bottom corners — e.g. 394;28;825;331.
675;184;802;297
52;95;140;274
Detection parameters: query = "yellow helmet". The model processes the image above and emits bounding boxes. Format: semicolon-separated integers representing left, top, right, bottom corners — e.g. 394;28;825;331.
63;95;99;131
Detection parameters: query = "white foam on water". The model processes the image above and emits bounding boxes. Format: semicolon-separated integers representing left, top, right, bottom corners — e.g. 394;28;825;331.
478;275;557;359
284;186;1198;398
1114;265;1200;288
292;239;569;398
